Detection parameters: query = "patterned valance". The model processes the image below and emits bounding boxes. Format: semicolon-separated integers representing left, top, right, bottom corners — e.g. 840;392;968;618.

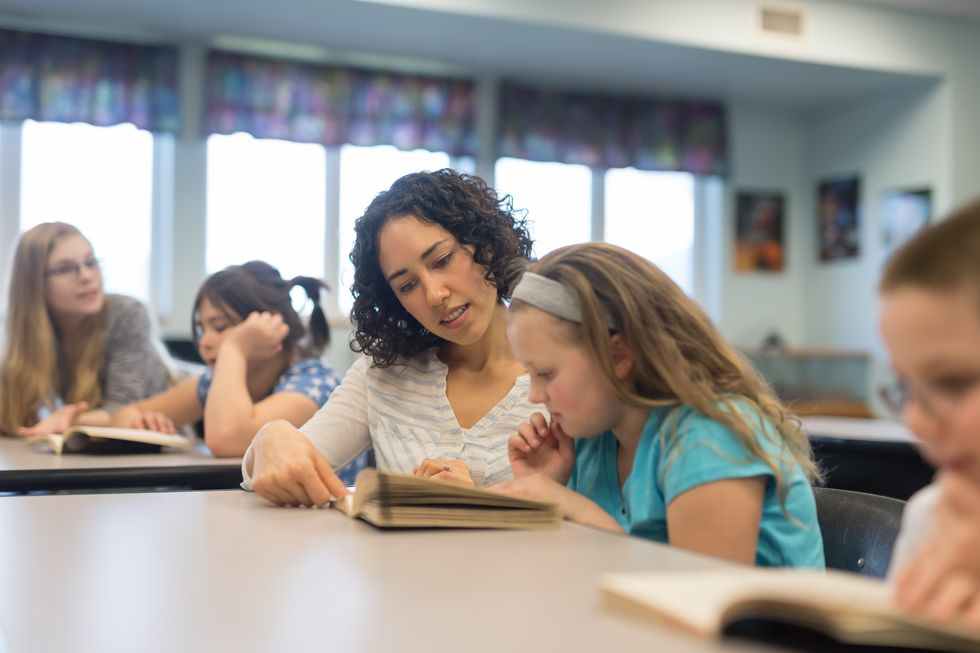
498;82;728;176
205;51;477;156
0;29;179;132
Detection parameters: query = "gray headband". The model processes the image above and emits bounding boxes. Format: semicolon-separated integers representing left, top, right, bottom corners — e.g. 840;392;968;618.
511;272;615;329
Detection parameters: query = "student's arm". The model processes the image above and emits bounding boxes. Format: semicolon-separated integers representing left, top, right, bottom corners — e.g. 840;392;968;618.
110;376;203;433
666;476;765;565
101;296;173;411
15;402;108;436
204;312;298;456
493;474;624;533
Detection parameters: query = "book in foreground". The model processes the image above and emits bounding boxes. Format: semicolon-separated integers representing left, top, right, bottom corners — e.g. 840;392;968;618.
331;469;561;529
601;568;980;653
30;425;193;455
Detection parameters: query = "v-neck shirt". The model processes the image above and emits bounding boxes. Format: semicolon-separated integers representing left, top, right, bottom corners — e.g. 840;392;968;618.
242;350;534;488
568;403;825;568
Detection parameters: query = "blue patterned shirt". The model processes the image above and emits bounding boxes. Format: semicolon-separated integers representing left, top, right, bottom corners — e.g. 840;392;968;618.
196;358;339;409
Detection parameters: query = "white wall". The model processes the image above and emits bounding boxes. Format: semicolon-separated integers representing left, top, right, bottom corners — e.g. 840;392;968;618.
802;82;949;354
718;99;807;348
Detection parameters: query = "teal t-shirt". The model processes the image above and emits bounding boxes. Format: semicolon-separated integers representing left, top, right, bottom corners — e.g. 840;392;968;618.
568;403;824;568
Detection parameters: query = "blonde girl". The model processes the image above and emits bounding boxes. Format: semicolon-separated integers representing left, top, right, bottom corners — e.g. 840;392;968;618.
110;261;340;458
0;222;172;436
498;242;824;567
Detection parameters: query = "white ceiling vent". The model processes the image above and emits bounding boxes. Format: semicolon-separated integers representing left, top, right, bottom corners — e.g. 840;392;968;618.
759;5;805;37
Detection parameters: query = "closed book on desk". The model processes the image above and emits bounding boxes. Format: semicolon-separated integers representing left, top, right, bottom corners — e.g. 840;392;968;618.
31;425;193;455
332;469;560;529
602;568;980;653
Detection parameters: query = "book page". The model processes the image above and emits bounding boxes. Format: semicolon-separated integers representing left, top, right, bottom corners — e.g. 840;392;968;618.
64;426;192;450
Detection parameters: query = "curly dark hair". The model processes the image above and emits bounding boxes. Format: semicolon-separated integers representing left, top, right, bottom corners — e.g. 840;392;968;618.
349;169;533;368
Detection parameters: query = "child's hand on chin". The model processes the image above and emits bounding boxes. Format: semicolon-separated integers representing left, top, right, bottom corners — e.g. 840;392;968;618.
895;471;980;628
508;412;575;483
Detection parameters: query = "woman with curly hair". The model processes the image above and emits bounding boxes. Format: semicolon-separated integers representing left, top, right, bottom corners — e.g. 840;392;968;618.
243;169;537;506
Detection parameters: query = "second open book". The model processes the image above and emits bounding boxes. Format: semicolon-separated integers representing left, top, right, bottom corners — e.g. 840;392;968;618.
331;469;561;529
602;567;980;653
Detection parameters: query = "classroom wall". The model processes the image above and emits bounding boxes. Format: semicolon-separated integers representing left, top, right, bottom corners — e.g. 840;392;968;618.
801;81;949;354
718;99;807;348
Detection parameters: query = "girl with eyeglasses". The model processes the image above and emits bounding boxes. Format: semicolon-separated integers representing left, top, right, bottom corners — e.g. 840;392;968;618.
880;198;980;627
0;222;173;436
108;261;343;460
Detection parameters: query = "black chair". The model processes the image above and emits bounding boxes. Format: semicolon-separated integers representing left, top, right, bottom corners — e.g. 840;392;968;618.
812;487;906;579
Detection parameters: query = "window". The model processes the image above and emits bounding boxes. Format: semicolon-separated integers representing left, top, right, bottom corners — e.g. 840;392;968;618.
604;168;695;295
206;133;326;282
20;120;154;302
337;145;451;315
494;158;592;259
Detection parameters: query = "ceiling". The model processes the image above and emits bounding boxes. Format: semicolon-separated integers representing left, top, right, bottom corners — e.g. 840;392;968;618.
0;0;944;109
849;0;980;21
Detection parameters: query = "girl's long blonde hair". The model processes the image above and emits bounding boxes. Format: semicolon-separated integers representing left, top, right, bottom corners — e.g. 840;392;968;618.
0;223;108;435
512;243;821;502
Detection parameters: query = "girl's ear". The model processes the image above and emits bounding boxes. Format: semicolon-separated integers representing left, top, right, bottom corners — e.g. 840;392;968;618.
609;333;635;381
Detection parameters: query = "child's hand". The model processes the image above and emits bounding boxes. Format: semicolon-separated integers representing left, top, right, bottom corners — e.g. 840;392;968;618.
222;311;289;363
111;405;176;434
129;410;177;434
895;472;980;627
508;412;575;483
413;458;475;486
16;402;89;437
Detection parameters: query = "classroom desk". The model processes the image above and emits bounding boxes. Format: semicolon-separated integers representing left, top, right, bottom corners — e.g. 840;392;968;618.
0;438;242;493
0;490;791;653
802;416;934;501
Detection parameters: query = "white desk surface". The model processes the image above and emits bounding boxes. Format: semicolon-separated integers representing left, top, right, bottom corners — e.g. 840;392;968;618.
0;490;787;653
0;437;239;472
801;416;916;444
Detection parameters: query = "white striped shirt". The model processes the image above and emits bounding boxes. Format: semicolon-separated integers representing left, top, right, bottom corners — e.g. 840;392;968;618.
242;350;537;488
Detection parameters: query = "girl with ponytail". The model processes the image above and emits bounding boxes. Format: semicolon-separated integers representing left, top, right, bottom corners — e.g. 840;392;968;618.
109;261;340;457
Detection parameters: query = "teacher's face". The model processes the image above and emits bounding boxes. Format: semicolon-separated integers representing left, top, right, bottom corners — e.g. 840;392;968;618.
377;214;498;346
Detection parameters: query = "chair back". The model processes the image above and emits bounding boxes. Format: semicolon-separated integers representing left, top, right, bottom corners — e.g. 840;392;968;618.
812;487;906;578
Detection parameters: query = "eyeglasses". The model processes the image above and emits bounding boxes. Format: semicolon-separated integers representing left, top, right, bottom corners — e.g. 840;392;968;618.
45;258;102;279
880;375;980;420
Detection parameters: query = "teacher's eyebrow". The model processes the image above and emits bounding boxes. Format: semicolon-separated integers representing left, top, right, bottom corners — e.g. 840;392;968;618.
386;239;448;283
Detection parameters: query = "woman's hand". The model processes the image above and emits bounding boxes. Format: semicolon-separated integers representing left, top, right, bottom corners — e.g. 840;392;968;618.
895;472;980;628
16;402;89;437
414;458;475;486
508;412;575;483
222;311;289;364
250;420;349;507
493;473;622;534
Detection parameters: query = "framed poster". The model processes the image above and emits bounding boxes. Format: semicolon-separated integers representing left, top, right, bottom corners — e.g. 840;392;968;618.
735;190;785;272
817;175;861;261
881;187;931;262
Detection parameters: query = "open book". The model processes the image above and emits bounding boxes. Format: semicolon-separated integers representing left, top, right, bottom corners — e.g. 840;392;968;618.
602;568;980;653
30;425;193;455
331;469;561;529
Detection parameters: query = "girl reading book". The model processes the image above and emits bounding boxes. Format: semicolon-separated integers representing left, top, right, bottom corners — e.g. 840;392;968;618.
109;261;341;459
0;222;173;437
879;198;980;627
496;242;824;567
245;169;537;506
